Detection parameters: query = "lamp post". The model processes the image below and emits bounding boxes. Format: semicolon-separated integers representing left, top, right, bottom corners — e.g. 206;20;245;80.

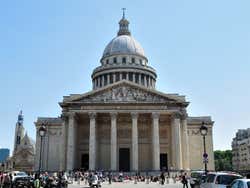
200;121;208;175
38;124;46;175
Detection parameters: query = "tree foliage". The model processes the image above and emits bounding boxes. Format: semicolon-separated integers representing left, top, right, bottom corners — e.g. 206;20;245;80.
214;150;233;171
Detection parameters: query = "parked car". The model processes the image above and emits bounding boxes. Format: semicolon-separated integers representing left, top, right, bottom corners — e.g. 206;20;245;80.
12;171;29;182
200;172;243;188
227;179;250;188
190;170;206;188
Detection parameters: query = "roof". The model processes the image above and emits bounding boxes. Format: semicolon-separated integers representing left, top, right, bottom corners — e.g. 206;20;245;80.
102;35;145;58
35;117;62;126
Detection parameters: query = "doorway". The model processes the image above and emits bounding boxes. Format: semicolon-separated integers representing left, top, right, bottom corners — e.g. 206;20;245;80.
119;148;130;171
81;154;89;170
160;153;168;171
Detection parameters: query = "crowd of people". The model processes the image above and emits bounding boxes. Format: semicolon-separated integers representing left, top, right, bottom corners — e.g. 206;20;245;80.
0;170;191;188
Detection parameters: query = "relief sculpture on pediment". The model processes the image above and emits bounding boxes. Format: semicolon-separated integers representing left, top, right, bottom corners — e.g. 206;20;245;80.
80;85;168;103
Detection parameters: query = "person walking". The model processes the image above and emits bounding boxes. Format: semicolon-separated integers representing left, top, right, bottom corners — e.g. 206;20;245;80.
34;174;41;188
160;172;165;185
181;173;188;188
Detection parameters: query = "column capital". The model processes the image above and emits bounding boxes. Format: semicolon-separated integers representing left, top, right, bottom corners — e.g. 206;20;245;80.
131;112;138;119
61;113;68;121
152;112;160;119
171;112;182;119
68;112;76;119
88;112;97;120
110;112;118;120
180;108;188;120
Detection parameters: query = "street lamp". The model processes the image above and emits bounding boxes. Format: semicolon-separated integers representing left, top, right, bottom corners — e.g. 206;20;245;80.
200;122;208;175
38;124;46;175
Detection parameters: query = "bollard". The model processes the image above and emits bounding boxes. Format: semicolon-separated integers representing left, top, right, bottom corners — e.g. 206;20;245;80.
166;178;169;184
134;176;137;184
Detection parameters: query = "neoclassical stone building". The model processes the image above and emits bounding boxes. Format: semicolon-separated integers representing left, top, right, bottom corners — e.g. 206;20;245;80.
35;14;215;172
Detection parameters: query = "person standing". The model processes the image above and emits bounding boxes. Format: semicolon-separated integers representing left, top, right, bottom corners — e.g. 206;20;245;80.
108;172;112;184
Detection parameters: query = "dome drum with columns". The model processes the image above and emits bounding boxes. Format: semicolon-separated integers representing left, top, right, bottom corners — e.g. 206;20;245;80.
92;13;157;90
34;11;215;172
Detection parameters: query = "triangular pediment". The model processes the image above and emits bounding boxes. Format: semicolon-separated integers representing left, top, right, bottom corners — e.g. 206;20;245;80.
62;81;188;106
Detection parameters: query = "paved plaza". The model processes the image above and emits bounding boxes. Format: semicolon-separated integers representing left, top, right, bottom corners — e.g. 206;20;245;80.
69;181;183;188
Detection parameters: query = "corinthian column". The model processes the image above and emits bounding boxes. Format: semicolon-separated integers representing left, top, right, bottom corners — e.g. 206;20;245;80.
152;112;160;170
66;113;76;171
89;112;96;170
60;115;67;171
131;112;138;171
171;113;183;170
110;112;117;171
181;117;190;170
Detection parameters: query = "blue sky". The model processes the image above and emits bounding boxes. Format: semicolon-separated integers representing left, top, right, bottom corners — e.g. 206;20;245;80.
0;0;249;152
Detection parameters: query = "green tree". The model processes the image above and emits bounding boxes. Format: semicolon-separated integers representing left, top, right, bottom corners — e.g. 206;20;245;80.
214;150;233;171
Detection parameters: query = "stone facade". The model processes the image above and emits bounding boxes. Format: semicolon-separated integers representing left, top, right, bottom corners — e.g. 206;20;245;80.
34;14;215;172
232;129;250;171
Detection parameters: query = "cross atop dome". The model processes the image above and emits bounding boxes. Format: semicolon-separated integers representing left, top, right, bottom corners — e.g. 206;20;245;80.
117;8;131;36
122;8;126;19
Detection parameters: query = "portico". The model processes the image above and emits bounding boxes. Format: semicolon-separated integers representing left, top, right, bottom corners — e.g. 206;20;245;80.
60;83;190;171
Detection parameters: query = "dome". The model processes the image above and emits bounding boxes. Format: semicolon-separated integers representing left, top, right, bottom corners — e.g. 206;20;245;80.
102;35;146;58
92;12;157;91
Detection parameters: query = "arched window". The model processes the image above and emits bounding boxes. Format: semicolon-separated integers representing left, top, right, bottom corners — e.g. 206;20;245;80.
106;59;109;64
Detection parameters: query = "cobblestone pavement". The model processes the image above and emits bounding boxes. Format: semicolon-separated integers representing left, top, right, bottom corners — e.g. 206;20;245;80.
68;181;183;188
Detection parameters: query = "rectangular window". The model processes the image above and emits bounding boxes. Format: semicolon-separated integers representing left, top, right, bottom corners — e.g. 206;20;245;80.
104;75;107;86
139;59;143;65
129;73;133;81
122;57;126;63
132;58;135;63
122;72;126;79
110;74;113;84
135;73;139;83
113;57;117;63
141;74;144;85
